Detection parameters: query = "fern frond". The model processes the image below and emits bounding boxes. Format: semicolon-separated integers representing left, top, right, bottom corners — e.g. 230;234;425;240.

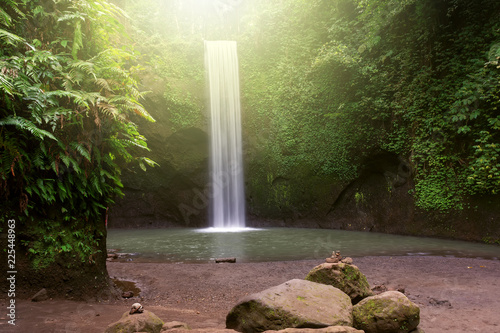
131;103;155;122
69;60;96;80
0;72;15;96
0;116;57;141
107;95;155;122
95;78;113;93
0;28;25;46
32;148;45;168
70;142;91;161
60;154;82;174
96;0;129;20
69;90;101;109
0;7;13;27
96;100;119;118
91;174;103;196
57;12;87;23
0;0;23;27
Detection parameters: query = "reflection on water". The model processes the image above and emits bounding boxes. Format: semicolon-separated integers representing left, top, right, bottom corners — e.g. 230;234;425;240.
106;228;500;263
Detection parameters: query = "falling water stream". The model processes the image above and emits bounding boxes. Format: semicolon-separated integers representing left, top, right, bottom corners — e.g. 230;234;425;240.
205;40;245;229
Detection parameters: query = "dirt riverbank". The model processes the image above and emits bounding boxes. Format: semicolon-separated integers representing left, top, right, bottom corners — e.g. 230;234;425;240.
1;256;499;332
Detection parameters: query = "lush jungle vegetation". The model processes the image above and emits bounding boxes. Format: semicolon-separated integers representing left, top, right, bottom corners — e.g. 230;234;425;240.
237;0;500;212
0;0;156;296
1;0;499;297
116;0;499;216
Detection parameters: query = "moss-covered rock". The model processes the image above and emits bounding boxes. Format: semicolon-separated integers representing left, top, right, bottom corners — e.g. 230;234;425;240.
352;291;420;333
305;263;373;304
105;310;164;333
226;279;353;333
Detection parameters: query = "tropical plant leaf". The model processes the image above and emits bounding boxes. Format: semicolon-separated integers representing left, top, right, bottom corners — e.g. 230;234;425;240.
0;28;25;46
70;142;91;161
0;116;57;141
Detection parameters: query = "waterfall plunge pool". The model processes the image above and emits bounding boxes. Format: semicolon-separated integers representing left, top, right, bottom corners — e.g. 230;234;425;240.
106;228;500;263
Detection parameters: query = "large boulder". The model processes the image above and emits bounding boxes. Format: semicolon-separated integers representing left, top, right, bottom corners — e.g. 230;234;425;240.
352;291;420;333
263;326;364;333
226;279;353;333
105;310;164;333
305;263;373;304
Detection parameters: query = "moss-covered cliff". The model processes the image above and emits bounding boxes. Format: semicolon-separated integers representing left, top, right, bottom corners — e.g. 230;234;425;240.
107;0;500;244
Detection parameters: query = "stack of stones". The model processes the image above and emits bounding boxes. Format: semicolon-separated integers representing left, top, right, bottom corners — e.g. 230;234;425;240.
326;250;353;265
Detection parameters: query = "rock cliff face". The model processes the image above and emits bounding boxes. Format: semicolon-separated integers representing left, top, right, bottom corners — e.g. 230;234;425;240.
324;152;415;233
109;126;210;228
108;91;211;228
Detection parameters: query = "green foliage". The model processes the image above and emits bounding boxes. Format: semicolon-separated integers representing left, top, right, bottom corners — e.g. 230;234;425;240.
117;1;206;132
239;0;364;182
0;0;155;266
19;219;103;270
468;131;500;194
377;0;500;209
413;159;465;212
119;0;499;216
6;0;494;226
237;0;500;213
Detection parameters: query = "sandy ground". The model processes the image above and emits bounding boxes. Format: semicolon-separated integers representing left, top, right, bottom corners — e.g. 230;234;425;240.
1;256;499;332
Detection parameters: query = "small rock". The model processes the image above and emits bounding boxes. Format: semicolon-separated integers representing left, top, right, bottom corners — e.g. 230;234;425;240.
396;286;406;294
162;321;190;331
372;284;406;295
32;288;49;302
371;284;388;295
325;257;340;263
122;291;134;298
428;298;452;307
341;257;353;264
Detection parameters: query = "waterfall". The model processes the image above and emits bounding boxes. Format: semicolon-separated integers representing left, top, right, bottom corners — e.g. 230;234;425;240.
205;40;246;229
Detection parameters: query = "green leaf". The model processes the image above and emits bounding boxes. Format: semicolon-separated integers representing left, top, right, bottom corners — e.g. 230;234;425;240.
0;116;57;141
69;142;91;161
0;28;25;46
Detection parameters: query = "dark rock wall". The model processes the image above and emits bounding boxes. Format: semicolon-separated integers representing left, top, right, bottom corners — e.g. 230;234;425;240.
108;125;500;243
324;152;415;234
108;88;211;228
108;126;210;228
